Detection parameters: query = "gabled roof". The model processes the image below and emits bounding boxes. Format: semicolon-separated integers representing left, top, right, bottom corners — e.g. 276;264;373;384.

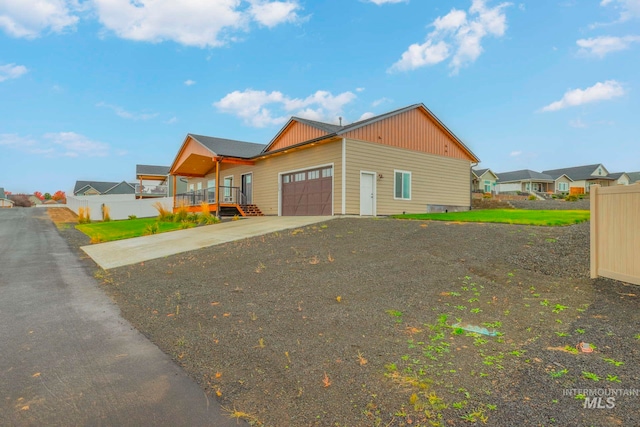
496;169;554;183
189;134;266;158
136;164;170;177
542;164;614;181
472;168;498;180
263;103;479;162
627;171;640;183
73;180;135;195
293;117;343;134
608;172;626;180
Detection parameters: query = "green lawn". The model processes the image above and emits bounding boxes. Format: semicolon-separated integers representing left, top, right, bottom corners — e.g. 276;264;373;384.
392;209;590;226
76;218;193;242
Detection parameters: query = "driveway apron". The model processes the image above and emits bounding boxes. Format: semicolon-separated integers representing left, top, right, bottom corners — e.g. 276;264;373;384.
0;209;240;426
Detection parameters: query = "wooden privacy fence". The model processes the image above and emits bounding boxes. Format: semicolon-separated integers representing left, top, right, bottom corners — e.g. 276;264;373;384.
590;183;640;285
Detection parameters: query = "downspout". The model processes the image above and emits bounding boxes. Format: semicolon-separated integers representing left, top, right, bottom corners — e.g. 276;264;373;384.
341;138;346;215
470;162;478;210
215;157;221;219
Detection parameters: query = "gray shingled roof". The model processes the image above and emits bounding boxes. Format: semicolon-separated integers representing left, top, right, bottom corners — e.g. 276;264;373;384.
542;164;614;181
293;117;343;134
627;172;640;183
608;172;626;180
136;164;170;176
73;180;135;195
189;134;266;159
496;169;554;183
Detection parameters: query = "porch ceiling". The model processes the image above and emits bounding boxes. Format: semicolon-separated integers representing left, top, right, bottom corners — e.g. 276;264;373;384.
173;154;215;177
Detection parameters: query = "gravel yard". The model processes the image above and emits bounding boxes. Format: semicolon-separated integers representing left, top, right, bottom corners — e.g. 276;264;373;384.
60;217;639;427
509;199;590;210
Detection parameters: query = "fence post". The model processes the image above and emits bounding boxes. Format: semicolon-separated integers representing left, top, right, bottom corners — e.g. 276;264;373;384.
590;184;599;279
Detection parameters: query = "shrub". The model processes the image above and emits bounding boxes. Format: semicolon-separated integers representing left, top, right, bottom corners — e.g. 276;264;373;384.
143;222;159;235
187;212;199;223
9;194;34;207
565;194;578;202
128;215;137;220
232;214;240;221
482;193;492;199
206;215;220;225
78;206;91;223
528;194;537;200
102;205;111;222
153;201;172;221
90;234;104;244
174;202;188;222
179;220;192;229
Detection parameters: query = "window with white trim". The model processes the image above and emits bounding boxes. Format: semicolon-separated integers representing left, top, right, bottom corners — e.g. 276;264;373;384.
394;170;411;200
557;182;569;192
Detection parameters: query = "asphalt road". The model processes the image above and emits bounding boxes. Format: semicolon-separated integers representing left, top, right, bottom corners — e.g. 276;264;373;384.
0;209;240;427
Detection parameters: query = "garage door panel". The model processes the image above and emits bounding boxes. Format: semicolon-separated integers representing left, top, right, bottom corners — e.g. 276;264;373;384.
281;167;332;216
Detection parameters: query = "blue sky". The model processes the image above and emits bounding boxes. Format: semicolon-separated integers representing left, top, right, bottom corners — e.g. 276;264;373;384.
1;0;639;194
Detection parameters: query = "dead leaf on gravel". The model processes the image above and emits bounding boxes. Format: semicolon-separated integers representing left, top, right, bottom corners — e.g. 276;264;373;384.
21;405;29;411
32;373;40;378
405;326;422;335
322;372;331;387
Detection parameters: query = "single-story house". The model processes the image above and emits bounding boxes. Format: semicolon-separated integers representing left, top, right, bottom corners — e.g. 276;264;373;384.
542;164;615;193
73;180;136;196
0;187;14;208
135;165;187;198
608;172;630;186
494;170;556;194
169;103;480;216
472;168;498;193
627;172;640;184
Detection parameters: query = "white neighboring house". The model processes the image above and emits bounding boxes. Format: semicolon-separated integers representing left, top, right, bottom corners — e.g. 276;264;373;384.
542;164;616;193
494;170;555;194
608;172;630;186
0;187;14;208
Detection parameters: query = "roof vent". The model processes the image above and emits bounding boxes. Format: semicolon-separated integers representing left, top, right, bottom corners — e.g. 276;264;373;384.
339;117;343;127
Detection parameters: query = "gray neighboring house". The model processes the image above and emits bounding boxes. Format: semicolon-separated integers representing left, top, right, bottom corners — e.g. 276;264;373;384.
608;172;631;186
542;164;615;193
135;164;186;198
494;169;555;194
73;181;136;196
0;187;14;208
625;171;640;184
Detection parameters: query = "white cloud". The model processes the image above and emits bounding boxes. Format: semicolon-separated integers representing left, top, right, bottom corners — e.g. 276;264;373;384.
358;112;376;121
510;150;522;157
0;132;111;157
356;87;365;92
248;0;301;28
372;97;392;107
0;63;28;82
0;0;79;38
92;0;302;48
569;118;588;128
577;35;640;57
214;89;357;127
96;102;158;120
45;132;110;157
540;80;625;112
184;79;196;86
166;116;178;124
389;0;512;74
600;0;640;22
366;0;408;4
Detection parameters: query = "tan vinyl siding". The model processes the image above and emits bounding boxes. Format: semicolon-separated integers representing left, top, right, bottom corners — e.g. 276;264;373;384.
267;122;329;152
343;108;473;161
344;139;471;215
554;176;571;193
208;140;343;215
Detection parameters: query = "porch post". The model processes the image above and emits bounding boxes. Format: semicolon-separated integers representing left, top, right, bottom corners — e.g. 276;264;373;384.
138;177;142;199
172;175;177;209
215;158;221;219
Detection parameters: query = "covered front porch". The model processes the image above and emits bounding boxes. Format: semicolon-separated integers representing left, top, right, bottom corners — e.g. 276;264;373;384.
170;135;262;217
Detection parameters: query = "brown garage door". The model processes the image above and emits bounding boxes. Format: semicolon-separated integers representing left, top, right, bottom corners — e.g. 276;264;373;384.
282;166;333;216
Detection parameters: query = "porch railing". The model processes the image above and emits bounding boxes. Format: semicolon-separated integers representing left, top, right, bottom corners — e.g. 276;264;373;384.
175;186;243;207
135;184;168;196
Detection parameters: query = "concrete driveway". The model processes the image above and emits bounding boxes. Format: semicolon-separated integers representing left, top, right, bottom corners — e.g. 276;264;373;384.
0;209;241;426
82;215;335;270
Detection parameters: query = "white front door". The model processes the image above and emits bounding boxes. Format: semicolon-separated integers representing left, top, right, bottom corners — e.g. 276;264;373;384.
360;172;375;216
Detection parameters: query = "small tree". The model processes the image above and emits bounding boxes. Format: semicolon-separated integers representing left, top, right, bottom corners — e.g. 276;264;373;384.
33;191;45;201
52;190;66;203
44;192;52;200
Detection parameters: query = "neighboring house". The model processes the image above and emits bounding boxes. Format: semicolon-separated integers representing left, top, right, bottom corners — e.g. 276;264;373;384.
627;172;640;183
494;170;555;194
542;164;615;193
0;187;14;208
73;180;136;196
169;103;480;216
608;172;630;186
135;164;188;198
28;195;43;205
472;168;498;193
